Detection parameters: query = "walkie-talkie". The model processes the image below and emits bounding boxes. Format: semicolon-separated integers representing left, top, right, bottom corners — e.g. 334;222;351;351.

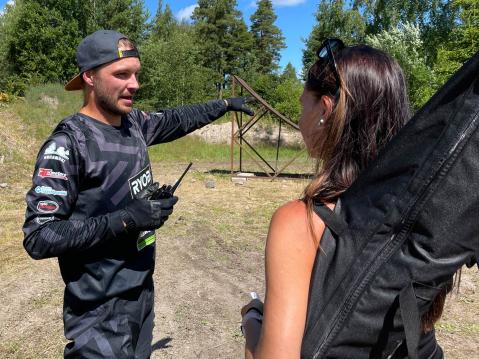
150;162;193;200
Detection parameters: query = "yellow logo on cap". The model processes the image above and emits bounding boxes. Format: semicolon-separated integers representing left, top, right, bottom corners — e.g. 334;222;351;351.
118;50;124;58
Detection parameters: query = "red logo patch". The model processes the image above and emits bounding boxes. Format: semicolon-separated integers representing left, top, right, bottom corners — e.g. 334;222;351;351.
38;168;68;180
37;200;59;213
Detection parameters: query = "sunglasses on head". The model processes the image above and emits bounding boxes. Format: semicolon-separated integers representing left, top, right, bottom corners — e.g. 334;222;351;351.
316;38;345;89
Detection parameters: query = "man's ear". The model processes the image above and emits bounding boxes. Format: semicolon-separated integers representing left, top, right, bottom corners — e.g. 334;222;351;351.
82;70;95;87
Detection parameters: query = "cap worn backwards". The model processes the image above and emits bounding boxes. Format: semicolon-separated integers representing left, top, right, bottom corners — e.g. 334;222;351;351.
65;30;140;91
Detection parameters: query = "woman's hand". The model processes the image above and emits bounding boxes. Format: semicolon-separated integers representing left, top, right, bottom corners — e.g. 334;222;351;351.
241;298;264;359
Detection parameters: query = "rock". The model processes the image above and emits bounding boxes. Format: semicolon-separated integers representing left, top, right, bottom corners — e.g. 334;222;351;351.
205;180;216;189
0;183;8;188
237;172;255;177
231;177;246;185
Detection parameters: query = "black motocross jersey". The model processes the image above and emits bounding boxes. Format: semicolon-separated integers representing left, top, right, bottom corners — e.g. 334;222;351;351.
23;100;227;307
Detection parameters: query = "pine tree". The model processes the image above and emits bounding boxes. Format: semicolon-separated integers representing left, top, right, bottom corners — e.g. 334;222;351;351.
191;0;253;96
280;62;297;81
90;0;148;43
434;0;479;84
151;0;176;40
250;0;285;74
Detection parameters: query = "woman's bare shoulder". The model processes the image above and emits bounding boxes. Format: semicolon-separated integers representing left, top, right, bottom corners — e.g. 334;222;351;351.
268;200;324;250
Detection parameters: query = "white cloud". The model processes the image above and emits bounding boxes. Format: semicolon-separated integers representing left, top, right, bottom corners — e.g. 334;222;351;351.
250;0;305;8
273;0;306;6
176;4;198;22
1;0;14;16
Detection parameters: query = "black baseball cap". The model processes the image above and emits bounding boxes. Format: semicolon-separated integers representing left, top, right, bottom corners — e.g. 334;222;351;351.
65;30;140;91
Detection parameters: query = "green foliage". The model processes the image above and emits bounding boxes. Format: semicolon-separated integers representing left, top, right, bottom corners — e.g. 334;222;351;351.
273;63;302;122
366;22;435;110
0;0;148;93
302;0;366;75
250;0;285;74
1;0;478;119
137;23;216;109
433;0;479;86
3;0;82;85
192;0;254;95
273;78;302;122
151;1;176;40
303;0;478;109
88;0;148;43
357;0;457;65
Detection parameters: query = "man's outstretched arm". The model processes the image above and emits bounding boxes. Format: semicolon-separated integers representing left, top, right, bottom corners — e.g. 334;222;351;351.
137;97;255;145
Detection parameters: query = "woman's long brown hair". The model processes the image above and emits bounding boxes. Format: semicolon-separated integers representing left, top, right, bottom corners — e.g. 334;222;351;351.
302;44;450;331
302;45;411;234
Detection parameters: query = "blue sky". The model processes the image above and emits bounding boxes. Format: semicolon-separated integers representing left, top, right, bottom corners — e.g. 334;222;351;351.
0;0;318;72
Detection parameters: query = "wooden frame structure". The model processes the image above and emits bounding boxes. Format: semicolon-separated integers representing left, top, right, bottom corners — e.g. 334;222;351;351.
230;75;306;179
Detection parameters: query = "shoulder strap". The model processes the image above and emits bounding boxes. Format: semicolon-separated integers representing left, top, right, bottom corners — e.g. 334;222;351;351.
398;283;420;359
312;200;348;237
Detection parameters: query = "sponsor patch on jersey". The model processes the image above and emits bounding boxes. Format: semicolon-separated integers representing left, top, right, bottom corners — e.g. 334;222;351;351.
128;165;153;198
35;186;67;196
36;200;59;213
35;216;55;225
137;231;156;251
43;142;70;163
38;168;68;180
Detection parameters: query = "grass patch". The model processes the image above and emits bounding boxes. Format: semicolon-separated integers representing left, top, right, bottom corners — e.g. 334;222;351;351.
10;83;82;140
436;322;479;335
3;83;307;170
148;135;310;175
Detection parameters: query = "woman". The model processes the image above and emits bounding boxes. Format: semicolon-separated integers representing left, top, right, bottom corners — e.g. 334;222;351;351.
241;40;446;358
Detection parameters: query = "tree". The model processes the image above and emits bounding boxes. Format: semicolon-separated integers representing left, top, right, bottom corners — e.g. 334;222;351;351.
281;62;298;81
137;22;215;109
434;0;479;86
250;0;285;74
302;0;365;76
0;0;149;92
366;22;434;110
88;0;148;43
191;0;254;96
357;0;457;65
274;63;302;122
151;0;176;40
4;0;82;85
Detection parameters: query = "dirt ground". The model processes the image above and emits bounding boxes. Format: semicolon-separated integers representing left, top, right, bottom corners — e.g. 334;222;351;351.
0;162;478;358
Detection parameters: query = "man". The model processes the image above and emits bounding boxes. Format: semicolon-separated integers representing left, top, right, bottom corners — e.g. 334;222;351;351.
22;29;253;358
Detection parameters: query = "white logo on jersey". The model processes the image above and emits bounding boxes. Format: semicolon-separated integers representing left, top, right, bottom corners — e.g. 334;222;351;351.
129;165;152;198
35;186;67;196
35;216;55;225
43;142;70;163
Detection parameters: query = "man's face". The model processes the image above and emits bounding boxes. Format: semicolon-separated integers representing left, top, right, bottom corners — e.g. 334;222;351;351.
92;56;141;116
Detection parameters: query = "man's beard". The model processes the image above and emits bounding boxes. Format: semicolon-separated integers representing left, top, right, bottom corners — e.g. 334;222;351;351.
94;79;132;117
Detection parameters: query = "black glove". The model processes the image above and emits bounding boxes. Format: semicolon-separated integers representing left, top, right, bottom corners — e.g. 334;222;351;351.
225;96;255;116
138;182;160;199
119;197;178;232
139;182;174;200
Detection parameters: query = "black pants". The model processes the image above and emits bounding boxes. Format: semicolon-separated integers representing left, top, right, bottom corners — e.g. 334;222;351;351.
63;285;154;359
